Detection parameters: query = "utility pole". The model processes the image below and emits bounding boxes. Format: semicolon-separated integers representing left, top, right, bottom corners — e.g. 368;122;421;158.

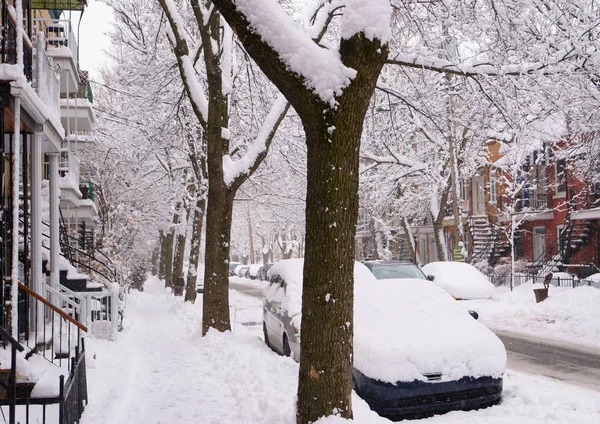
444;31;465;260
247;204;254;264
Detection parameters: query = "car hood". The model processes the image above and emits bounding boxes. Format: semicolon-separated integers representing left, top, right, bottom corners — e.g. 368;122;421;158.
353;278;506;384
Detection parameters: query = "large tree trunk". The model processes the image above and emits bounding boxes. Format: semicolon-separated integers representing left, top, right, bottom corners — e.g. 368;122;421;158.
164;204;180;289
158;230;166;279
185;194;206;302
401;217;416;263
296;35;387;424
174;174;195;296
202;181;234;334
203;4;388;417
150;245;159;276
172;201;188;296
433;184;451;262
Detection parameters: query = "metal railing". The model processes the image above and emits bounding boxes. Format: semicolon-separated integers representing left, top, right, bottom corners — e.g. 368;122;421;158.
0;337;88;424
32;17;78;68
1;1;33;81
489;272;600;290
0;325;25;424
18;283;86;371
33;32;61;119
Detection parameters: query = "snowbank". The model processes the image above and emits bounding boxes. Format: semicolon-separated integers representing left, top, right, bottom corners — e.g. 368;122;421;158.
462;282;600;349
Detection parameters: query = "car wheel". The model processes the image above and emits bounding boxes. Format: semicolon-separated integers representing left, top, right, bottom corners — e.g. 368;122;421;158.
352;375;360;396
263;323;271;348
282;334;291;357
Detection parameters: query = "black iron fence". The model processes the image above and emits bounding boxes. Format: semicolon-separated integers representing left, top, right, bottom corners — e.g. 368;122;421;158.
488;272;600;290
1;0;33;81
18;283;87;372
0;325;25;424
0;337;88;424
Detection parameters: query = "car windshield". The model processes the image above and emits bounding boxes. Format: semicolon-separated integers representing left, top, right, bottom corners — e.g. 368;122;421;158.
365;263;427;280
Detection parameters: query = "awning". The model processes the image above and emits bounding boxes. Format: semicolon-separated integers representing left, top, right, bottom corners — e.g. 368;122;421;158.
31;0;86;11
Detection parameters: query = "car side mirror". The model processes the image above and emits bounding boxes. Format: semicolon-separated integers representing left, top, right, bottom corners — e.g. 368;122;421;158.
468;310;479;320
427;275;435;281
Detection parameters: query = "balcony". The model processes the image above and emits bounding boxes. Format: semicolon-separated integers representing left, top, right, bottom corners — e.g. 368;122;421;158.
32;17;79;94
1;1;33;81
518;190;550;212
58;148;81;207
61;72;95;134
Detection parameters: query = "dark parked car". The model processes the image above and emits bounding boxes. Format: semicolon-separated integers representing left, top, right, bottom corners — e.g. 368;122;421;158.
263;259;505;420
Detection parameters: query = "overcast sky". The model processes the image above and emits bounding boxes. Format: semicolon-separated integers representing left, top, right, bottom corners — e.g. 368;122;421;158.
76;0;114;79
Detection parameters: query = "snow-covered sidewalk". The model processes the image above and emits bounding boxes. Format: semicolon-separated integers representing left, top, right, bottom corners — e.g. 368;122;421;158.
81;277;600;424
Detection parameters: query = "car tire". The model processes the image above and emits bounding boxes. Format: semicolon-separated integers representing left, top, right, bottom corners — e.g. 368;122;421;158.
352;376;360;396
282;334;291;357
263;323;271;348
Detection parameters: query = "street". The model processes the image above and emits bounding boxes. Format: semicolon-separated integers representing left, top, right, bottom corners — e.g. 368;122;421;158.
495;330;600;392
230;278;600;392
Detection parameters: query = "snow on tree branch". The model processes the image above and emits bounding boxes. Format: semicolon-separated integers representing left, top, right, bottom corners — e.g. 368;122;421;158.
160;0;209;124
387;49;594;77
223;95;290;187
228;0;358;104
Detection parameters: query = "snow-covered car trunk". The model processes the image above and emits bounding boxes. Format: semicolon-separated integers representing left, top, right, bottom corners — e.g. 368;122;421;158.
422;261;495;299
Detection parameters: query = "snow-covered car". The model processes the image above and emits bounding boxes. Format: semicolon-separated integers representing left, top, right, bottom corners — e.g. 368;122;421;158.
234;264;249;277
229;261;241;276
263;259;506;420
422;261;495;299
246;264;262;279
362;260;430;280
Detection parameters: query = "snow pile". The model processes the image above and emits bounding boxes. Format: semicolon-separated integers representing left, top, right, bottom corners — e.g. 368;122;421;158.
80;276;600;424
422;261;495;299
462;282;600;349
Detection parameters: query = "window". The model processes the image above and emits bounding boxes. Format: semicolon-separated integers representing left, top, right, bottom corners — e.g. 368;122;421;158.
489;168;497;203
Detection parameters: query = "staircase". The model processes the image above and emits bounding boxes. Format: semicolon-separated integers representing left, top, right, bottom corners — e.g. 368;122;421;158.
489;225;512;267
530;220;595;277
0;283;89;424
396;234;415;262
468;216;512;268
468;216;493;265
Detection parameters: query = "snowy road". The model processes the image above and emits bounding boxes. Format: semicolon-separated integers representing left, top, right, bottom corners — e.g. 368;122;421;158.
495;330;600;392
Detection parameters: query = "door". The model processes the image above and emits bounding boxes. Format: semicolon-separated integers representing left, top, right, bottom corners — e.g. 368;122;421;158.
533;227;546;261
472;174;486;216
